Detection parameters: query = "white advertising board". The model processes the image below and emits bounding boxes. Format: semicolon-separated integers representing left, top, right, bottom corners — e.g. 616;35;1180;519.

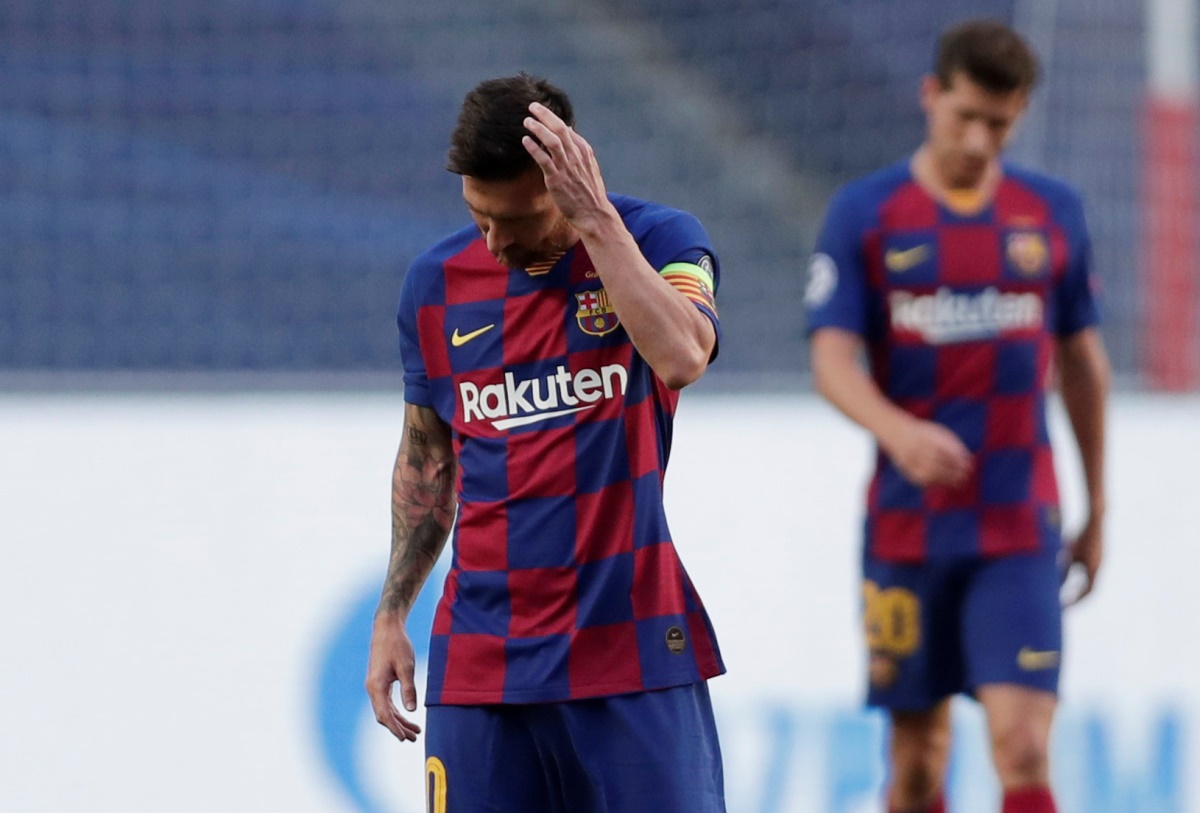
0;392;1193;812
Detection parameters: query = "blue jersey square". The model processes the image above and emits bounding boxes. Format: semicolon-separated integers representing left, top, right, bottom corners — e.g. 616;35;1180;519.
575;417;631;494
506;496;578;569
995;341;1038;396
632;472;669;549
449;570;511;637
576;553;635;627
887;346;937;399
935;398;987;452
635;615;702;686
927;510;981;558
982;450;1033;505
446;301;505;373
458;435;509;503
503;635;570;698
877;463;924;510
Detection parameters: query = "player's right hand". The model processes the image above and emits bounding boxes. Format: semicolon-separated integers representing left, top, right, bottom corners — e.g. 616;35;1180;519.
885;418;974;488
365;610;422;743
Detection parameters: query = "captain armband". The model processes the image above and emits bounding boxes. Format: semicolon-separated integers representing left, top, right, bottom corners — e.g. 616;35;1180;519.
659;258;717;313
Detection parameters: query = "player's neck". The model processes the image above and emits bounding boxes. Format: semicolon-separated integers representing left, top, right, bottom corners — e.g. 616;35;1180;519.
910;145;1002;216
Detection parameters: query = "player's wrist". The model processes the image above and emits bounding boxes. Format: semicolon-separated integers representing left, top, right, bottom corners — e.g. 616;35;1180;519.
570;202;623;242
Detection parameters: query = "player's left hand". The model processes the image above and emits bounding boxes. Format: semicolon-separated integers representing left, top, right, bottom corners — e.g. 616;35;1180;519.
1061;512;1103;606
522;102;617;232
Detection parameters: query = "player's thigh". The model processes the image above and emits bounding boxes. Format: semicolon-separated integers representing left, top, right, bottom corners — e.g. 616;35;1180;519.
862;556;966;710
961;550;1063;695
561;683;726;813
424;704;555;813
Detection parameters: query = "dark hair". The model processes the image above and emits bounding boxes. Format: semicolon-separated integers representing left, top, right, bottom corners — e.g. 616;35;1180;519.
935;19;1040;94
446;73;575;180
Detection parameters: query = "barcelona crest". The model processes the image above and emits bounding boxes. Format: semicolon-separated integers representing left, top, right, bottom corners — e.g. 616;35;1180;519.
1006;231;1049;277
575;288;620;336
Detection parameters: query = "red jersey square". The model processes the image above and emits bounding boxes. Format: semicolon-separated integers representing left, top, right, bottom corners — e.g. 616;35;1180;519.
880;183;940;231
439;634;507;702
984;394;1037;450
431;571;459;635
872;510;927;561
624;397;661;480
505;426;577;499
444;242;509;305
924;470;981;512
980;505;1040;556
454;501;508;571
994;178;1050;227
507;567;578;638
631;542;687;620
502;290;569;366
450;367;508;439
568;622;641;691
935;343;996;401
937;225;1001;285
575;482;635;563
567;245;599;286
1031;445;1060;505
416;304;451;380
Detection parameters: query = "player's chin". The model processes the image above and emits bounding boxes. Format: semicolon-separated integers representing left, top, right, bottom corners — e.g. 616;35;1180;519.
952;160;987;187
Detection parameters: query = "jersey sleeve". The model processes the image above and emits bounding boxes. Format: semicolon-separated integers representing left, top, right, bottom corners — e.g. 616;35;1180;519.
804;185;871;338
397;261;432;407
1054;190;1102;337
641;209;723;360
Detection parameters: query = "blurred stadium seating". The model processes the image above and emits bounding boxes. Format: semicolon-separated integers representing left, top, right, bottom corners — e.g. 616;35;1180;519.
0;0;1176;384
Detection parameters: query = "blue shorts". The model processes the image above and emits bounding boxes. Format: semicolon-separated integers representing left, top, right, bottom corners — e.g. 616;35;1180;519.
861;549;1063;711
424;682;726;813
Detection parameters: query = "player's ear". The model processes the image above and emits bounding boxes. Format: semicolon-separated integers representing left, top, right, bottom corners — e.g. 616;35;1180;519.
919;74;940;114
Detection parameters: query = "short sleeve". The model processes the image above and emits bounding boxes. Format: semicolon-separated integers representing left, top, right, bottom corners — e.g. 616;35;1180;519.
804;186;871;337
397;264;432;407
1054;191;1102;337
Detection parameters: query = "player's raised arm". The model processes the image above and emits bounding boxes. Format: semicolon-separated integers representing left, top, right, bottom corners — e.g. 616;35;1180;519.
522;102;715;389
366;403;457;742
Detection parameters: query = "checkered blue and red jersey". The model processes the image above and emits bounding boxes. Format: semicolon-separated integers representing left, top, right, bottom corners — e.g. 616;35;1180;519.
397;193;725;706
805;160;1101;563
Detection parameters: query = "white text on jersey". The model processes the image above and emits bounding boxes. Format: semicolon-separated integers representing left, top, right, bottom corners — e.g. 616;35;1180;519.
890;286;1043;344
460;364;629;430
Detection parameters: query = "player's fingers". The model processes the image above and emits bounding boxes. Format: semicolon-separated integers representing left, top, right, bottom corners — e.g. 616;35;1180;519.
366;681;403;736
523;115;566;160
570;129;595;161
521;135;555;171
399;658;419;713
528;101;569;135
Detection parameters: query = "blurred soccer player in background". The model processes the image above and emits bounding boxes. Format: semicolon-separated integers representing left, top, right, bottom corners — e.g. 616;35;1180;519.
805;20;1110;813
365;73;727;812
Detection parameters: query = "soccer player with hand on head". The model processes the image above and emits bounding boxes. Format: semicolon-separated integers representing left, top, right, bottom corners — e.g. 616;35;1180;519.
805;20;1110;813
365;73;727;812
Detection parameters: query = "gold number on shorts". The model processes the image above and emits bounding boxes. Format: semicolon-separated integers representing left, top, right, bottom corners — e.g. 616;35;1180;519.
426;756;447;813
863;580;921;656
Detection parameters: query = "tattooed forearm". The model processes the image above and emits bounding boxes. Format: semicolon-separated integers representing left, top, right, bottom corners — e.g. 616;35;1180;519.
379;437;456;616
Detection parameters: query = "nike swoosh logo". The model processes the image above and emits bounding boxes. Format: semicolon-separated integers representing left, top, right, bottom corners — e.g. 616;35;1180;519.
451;324;495;347
1017;647;1060;671
885;245;931;272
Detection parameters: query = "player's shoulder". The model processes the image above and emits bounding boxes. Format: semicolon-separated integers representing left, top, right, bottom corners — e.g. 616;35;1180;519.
609;193;704;239
825;160;915;223
1002;162;1086;213
403;224;479;298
